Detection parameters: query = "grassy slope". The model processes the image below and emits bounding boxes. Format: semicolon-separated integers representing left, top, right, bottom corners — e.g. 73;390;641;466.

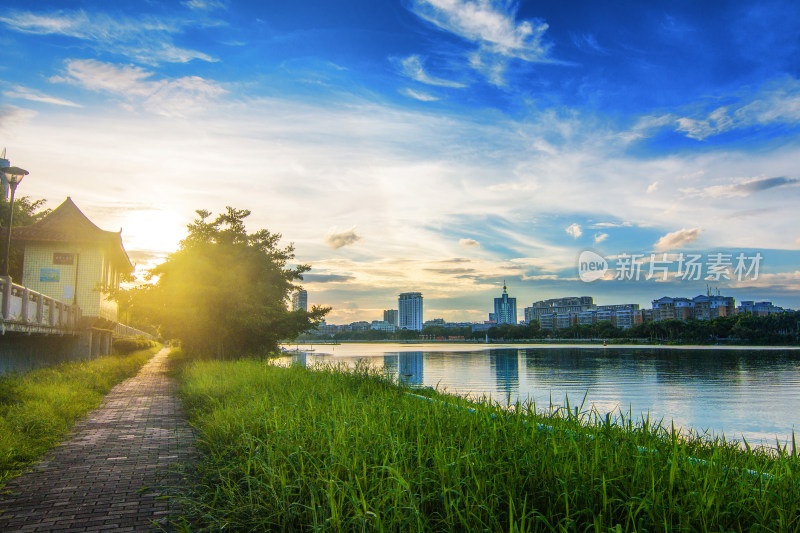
178;359;800;532
0;346;159;486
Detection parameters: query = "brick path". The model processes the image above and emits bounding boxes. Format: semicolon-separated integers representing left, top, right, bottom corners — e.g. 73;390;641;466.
0;347;195;532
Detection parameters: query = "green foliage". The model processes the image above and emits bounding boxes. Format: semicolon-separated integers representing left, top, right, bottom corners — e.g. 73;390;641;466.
0;346;157;487
112;337;157;355
123;207;329;357
0;195;50;281
176;359;800;532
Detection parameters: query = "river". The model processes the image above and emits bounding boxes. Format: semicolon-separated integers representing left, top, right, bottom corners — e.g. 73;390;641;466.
280;343;800;449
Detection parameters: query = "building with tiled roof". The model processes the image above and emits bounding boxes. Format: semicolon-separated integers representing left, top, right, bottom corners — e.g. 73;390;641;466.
11;197;133;328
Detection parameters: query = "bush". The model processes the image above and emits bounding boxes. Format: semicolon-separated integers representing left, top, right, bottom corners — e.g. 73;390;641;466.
112;338;157;355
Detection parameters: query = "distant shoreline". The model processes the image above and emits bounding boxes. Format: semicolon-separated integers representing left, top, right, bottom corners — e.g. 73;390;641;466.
287;340;800;350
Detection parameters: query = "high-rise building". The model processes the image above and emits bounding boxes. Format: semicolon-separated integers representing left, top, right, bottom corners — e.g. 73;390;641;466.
384;309;399;327
398;292;423;331
292;289;308;312
493;282;517;325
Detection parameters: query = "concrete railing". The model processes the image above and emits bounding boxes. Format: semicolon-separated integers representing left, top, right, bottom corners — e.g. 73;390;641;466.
113;322;156;341
1;276;81;334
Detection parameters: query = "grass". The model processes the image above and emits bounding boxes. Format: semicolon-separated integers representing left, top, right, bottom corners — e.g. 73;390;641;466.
0;345;159;486
176;358;800;532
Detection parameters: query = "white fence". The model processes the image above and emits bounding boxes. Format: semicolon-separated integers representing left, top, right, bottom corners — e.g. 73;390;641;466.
1;276;81;334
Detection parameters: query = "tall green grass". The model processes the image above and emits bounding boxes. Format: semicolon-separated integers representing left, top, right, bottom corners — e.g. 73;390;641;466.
177;359;800;532
0;346;158;486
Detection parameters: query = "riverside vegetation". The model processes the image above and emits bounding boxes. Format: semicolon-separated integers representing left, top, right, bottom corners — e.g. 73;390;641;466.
0;344;158;487
175;356;800;532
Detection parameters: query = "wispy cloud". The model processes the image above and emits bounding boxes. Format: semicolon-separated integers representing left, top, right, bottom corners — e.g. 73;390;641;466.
681;175;799;198
0;105;37;130
410;0;553;61
569;32;606;54
565;223;582;239
397;55;467;88
408;0;557;85
459;238;480;247
654;227;702;251
594;232;608;244
674;78;800;140
401;88;440;102
302;273;355;283
50;59;226;117
183;0;227;11
326;227;362;249
591;221;633;229
0;9;216;65
3;85;81;107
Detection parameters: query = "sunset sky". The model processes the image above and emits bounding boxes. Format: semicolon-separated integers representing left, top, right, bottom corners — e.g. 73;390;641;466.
2;0;799;323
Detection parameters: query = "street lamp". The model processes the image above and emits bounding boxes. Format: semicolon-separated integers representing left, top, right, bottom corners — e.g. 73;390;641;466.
1;166;30;280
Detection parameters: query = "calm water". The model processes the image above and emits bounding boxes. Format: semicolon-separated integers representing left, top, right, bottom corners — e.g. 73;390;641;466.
280;343;800;448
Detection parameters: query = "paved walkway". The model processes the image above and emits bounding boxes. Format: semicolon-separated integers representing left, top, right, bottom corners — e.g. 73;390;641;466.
0;348;195;532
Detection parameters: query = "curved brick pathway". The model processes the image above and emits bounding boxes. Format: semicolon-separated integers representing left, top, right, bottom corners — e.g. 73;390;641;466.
0;348;195;532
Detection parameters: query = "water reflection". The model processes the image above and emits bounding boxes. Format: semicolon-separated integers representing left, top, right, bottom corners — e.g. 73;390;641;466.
399;352;423;387
490;350;519;402
279;343;800;447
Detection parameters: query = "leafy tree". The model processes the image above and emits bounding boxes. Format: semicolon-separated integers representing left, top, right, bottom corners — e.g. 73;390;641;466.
1;196;50;281
126;207;329;357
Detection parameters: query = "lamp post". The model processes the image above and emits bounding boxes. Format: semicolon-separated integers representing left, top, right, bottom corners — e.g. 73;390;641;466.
1;166;30;280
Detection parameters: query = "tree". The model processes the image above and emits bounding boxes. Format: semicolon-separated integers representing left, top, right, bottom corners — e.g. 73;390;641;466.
127;207;329;357
1;195;50;280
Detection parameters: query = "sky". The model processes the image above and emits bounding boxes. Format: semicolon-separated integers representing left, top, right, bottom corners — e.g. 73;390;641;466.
1;0;799;324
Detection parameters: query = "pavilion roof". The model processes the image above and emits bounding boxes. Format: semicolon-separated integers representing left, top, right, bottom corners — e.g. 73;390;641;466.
11;197;133;271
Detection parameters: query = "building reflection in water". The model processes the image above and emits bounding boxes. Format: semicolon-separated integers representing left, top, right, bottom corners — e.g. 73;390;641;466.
383;353;399;378
491;349;520;402
399;351;424;387
290;350;307;367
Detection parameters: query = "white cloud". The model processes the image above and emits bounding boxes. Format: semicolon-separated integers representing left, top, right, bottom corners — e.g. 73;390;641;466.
397;56;467;88
326;228;362;249
0;105;37;130
411;0;553;61
183;0;226;10
565;223;582;239
591;221;633;228
3;86;81;107
646;181;659;193
487;182;536;192
409;0;556;85
459;238;480;247
51;59;226;117
654;227;702;251
0;9;215;65
680;175;799;199
593;232;608;244
401;88;440;102
674;78;800;140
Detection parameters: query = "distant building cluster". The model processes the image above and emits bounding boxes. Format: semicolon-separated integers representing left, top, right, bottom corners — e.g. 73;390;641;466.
306;282;791;337
649;294;735;321
522;297;639;331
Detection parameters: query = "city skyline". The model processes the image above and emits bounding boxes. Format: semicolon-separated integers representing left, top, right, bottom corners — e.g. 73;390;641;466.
2;0;799;323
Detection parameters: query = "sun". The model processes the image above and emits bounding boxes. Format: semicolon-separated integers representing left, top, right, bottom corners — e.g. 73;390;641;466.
121;208;186;262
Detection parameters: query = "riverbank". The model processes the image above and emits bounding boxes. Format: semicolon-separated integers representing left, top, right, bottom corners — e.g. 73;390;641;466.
287;340;800;351
0;345;159;487
176;357;800;531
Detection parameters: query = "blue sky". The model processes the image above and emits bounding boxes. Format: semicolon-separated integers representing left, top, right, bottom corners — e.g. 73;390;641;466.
2;0;800;322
